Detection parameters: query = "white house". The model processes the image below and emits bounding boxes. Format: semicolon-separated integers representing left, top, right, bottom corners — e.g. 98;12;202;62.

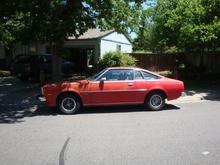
0;29;132;70
65;29;132;63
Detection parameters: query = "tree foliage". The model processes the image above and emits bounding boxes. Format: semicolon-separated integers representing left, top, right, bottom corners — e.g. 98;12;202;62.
0;0;146;44
134;0;220;53
98;51;137;69
132;7;155;51
0;0;146;80
0;0;26;46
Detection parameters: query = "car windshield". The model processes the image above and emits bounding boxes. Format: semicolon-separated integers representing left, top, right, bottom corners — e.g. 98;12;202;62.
87;69;107;81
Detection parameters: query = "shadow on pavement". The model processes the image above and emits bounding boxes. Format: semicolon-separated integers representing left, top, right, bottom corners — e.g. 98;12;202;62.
201;89;220;101
79;104;180;114
0;105;180;125
184;80;220;101
2;77;220;124
0;105;58;124
0;104;180;124
0;77;53;123
184;88;220;101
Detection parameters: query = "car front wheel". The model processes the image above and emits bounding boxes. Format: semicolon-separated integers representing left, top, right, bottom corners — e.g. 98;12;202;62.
58;94;81;114
146;92;165;111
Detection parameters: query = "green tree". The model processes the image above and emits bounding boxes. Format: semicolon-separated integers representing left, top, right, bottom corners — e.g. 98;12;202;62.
98;51;137;69
0;0;146;80
0;0;28;67
132;7;155;52
134;0;220;53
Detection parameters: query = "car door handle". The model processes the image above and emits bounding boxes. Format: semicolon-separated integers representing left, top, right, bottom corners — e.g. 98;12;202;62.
128;82;134;86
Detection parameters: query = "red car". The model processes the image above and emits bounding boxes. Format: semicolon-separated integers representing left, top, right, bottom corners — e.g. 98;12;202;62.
40;67;184;114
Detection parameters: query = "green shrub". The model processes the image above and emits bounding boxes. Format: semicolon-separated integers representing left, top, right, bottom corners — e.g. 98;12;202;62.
0;70;11;77
98;51;137;69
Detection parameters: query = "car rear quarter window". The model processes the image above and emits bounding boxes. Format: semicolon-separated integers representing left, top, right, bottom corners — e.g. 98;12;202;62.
141;71;160;80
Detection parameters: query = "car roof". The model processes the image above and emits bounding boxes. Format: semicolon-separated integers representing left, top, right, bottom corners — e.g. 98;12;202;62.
107;67;141;70
107;67;164;78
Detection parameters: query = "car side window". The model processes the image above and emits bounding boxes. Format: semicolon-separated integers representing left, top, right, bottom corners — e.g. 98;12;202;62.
98;69;134;81
141;71;160;80
135;70;144;80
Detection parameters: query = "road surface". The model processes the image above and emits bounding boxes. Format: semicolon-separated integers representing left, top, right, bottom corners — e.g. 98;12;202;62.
0;101;220;165
0;77;220;165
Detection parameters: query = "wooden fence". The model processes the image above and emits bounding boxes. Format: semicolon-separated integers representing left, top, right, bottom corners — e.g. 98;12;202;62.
130;52;220;73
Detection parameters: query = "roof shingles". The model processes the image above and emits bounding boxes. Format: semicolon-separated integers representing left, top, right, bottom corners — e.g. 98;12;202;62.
68;29;114;40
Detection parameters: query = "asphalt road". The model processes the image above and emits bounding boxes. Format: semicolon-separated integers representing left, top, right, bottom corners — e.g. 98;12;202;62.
0;77;220;165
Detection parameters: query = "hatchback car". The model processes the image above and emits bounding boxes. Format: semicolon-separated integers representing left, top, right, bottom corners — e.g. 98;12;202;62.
40;67;184;114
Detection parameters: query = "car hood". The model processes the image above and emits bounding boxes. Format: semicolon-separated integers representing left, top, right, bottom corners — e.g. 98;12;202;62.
42;79;89;92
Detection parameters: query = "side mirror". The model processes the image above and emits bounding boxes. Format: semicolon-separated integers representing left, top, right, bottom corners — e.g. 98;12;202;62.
100;77;106;82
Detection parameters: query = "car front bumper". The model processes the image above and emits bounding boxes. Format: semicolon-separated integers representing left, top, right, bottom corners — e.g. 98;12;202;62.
181;91;186;97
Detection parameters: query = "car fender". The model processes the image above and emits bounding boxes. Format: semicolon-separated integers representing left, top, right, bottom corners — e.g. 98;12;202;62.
146;85;168;99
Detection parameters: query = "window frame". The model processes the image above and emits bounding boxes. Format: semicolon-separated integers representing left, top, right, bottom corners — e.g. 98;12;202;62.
134;70;144;80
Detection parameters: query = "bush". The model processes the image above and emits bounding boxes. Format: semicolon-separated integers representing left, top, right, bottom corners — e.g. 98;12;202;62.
98;51;137;69
0;70;11;77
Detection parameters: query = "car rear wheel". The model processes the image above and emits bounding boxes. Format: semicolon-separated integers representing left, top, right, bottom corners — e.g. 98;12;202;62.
146;92;165;111
58;94;81;114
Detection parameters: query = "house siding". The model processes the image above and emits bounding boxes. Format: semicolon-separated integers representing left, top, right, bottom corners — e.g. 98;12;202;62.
100;32;132;58
103;32;131;44
0;30;133;69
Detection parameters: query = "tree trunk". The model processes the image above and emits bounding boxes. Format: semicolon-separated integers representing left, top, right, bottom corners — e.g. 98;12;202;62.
4;45;13;70
200;48;204;69
51;40;63;82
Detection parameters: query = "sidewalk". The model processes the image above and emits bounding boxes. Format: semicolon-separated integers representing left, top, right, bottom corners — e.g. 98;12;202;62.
168;84;220;104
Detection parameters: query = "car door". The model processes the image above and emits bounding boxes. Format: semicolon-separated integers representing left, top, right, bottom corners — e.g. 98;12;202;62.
88;69;137;105
134;70;161;102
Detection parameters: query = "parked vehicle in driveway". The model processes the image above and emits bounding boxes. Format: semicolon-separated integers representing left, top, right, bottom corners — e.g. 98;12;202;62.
39;67;184;114
11;54;75;81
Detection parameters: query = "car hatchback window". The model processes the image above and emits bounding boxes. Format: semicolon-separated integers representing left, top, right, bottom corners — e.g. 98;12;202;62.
141;71;160;80
99;69;134;81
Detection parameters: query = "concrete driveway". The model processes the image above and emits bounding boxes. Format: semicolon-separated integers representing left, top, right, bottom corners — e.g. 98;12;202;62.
169;81;220;104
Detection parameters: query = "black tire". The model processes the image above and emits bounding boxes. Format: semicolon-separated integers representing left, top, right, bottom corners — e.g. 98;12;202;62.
146;92;166;111
57;94;81;114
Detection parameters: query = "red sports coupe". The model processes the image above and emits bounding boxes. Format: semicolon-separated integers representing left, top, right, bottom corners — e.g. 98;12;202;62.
40;67;184;114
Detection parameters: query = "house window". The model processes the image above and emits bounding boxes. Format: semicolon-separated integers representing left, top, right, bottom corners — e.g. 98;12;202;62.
116;44;121;52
